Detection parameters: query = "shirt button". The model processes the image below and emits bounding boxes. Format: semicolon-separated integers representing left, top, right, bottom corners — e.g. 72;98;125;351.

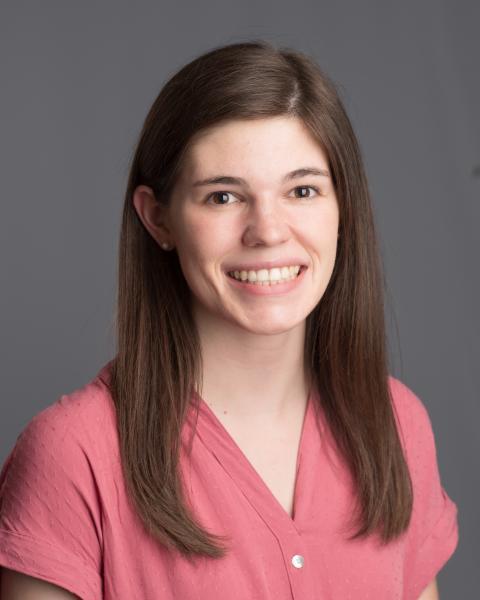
291;554;305;569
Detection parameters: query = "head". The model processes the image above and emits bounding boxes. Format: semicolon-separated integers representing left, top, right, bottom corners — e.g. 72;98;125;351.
120;40;375;371
133;114;340;338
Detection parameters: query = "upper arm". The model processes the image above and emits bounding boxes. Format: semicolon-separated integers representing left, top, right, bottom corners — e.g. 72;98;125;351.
0;566;79;599
0;404;103;599
389;377;458;598
417;577;439;600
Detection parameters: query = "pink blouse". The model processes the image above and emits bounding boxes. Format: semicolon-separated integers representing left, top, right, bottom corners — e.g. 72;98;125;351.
0;362;458;599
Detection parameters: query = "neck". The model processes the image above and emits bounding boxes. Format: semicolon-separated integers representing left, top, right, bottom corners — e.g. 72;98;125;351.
193;304;310;422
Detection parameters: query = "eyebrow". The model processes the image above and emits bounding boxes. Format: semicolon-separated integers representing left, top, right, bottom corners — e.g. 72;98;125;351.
192;166;330;187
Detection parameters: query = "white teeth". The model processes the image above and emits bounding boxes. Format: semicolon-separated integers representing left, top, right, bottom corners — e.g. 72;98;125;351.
269;268;281;281
257;269;269;282
228;265;303;284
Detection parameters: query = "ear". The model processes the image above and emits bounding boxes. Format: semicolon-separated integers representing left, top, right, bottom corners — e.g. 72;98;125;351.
132;185;174;248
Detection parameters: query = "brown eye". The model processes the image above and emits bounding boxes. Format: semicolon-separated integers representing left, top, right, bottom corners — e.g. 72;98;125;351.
206;191;237;205
292;186;319;199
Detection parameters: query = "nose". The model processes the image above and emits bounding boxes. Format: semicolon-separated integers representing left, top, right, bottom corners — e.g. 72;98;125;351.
241;197;291;248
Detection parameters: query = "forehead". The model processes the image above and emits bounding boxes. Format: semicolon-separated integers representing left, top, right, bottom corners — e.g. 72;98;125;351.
181;116;329;181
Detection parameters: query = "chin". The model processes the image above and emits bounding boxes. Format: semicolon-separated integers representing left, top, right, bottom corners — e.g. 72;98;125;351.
235;317;305;336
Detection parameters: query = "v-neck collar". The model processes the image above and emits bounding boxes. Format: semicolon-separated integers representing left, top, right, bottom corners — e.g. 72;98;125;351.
187;387;325;535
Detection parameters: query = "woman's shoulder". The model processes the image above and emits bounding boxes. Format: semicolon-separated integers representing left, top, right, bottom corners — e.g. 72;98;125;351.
387;374;434;448
1;361;118;484
25;361;114;435
387;374;427;413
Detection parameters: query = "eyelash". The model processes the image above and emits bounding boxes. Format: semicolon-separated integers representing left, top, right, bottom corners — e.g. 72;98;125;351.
205;185;322;206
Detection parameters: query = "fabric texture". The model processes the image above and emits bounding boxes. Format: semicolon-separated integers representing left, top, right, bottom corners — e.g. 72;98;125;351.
0;362;458;599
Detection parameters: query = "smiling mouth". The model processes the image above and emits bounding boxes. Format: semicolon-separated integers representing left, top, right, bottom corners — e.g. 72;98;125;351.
226;265;307;285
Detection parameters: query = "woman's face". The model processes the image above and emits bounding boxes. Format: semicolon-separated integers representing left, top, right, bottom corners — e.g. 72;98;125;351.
147;116;339;335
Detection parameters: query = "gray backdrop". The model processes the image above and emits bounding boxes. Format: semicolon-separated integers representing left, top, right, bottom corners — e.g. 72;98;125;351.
1;0;478;595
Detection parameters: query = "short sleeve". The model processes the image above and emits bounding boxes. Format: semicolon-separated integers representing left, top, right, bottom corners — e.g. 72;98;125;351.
389;377;459;599
0;401;103;600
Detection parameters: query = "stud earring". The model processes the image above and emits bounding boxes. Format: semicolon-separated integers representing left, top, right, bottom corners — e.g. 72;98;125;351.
161;242;171;250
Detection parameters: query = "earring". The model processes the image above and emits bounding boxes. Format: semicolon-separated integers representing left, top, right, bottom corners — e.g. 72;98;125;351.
161;242;171;250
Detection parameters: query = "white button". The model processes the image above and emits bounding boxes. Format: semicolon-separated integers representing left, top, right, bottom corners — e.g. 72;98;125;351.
291;554;304;568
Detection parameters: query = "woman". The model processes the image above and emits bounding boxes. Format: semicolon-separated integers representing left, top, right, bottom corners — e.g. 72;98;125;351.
0;41;458;599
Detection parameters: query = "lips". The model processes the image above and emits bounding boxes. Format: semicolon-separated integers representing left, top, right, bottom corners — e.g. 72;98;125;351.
225;262;308;295
227;264;302;282
223;258;309;272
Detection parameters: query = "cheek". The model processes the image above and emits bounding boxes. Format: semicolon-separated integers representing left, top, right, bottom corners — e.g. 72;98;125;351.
173;217;232;293
179;213;235;264
302;205;339;248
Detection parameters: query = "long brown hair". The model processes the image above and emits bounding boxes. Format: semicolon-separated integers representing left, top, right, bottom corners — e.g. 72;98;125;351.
109;40;413;559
